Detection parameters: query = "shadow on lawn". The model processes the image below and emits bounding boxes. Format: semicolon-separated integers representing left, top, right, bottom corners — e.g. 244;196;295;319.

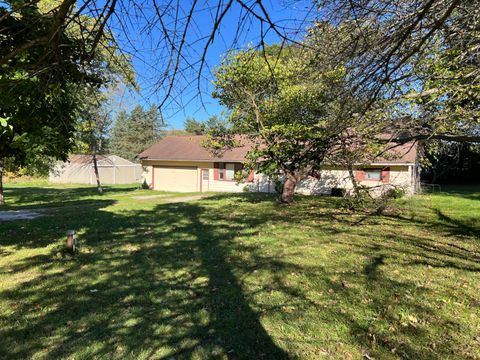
0;194;478;359
0;197;291;359
2;185;138;209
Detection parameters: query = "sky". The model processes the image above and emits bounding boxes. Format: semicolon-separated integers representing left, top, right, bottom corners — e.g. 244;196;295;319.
108;0;315;129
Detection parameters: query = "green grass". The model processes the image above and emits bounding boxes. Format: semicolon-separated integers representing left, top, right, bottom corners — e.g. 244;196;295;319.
0;182;479;359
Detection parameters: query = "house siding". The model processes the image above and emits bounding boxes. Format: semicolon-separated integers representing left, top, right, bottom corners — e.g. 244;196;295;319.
141;160;414;195
141;160;248;192
293;165;414;195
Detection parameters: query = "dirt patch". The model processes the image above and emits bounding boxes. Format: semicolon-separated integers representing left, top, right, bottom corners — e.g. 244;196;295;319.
0;210;43;221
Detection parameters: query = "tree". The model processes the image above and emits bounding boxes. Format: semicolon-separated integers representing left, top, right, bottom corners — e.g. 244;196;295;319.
212;46;354;203
183;115;229;135
109;105;166;161
0;1;91;204
0;0;133;204
311;0;479;143
184;117;206;135
422;141;480;184
74;90;113;194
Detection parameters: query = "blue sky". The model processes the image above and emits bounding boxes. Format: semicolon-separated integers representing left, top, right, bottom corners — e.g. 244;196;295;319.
110;0;315;129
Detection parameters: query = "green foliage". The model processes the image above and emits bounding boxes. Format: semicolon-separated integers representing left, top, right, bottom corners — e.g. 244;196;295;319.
109;105;166;161
72;86;132;158
422;141;480;184
141;179;150;190
184;117;206;135
212;45;349;181
184;115;230;136
384;187;406;200
342;185;407;213
341;185;374;211
0;1;90;166
406;32;479;137
0;0;134;177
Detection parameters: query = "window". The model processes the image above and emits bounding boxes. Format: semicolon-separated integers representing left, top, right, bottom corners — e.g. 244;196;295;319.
225;163;235;180
217;162;241;181
365;169;382;180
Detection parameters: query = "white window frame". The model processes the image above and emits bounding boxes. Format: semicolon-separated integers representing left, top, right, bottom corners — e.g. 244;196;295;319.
365;169;382;181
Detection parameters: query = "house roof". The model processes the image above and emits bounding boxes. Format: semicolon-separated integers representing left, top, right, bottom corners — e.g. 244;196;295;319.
137;135;252;162
372;142;417;164
138;135;417;165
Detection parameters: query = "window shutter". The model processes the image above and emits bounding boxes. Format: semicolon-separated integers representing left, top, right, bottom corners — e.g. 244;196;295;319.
355;170;365;182
381;167;390;183
213;163;219;180
247;170;254;182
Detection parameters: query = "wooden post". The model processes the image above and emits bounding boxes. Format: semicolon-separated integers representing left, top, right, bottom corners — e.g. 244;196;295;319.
66;230;77;253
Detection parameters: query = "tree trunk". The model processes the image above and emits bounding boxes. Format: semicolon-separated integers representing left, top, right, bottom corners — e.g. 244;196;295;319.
280;173;298;204
0;161;4;206
347;164;360;198
92;153;103;194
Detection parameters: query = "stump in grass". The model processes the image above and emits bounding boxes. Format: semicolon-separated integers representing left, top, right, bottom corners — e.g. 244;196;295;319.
66;230;77;253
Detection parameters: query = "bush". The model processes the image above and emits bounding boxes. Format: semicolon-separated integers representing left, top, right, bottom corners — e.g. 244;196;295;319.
274;179;284;194
341;186;374;211
331;187;346;197
342;185;404;213
141;179;150;189
384;187;405;199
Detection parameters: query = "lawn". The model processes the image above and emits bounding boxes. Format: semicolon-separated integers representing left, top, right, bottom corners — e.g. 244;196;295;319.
0;182;479;359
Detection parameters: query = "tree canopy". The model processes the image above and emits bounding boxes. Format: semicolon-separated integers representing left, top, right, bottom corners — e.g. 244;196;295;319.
109;105;166;161
212;45;362;203
184;118;207;135
0;0;133;204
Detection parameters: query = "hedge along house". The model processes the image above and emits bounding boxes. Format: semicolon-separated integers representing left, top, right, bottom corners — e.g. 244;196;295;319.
49;155;143;185
138;135;419;195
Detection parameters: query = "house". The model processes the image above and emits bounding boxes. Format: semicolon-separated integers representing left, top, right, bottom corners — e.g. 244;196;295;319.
49;154;143;185
138;136;419;194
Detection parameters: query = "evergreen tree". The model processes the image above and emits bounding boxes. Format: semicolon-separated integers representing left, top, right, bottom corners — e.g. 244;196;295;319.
109;105;165;161
184;117;206;135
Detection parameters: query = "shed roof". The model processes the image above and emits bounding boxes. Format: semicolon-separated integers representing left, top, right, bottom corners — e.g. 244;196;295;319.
68;154;137;166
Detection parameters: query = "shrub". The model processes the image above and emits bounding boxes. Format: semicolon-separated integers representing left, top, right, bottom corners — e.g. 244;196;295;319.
384;187;406;199
274;179;284;194
331;187;346;197
341;186;374;211
342;185;404;213
141;179;150;189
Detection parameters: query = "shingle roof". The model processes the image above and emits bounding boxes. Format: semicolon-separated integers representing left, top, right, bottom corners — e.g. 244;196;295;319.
137;135;252;162
138;135;417;164
373;142;417;164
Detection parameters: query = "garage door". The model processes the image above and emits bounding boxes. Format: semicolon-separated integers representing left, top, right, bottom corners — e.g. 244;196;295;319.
154;166;197;192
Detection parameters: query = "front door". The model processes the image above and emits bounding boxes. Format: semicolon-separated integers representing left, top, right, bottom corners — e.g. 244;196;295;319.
201;169;209;192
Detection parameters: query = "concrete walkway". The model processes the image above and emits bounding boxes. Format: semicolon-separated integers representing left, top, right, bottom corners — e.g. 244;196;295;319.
159;195;210;203
132;194;172;200
0;210;42;222
133;194;210;203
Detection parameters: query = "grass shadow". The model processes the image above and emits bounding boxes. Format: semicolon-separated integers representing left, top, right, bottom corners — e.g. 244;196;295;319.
0;191;478;358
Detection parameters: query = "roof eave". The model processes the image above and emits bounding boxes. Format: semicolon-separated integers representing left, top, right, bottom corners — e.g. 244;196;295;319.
140;158;245;163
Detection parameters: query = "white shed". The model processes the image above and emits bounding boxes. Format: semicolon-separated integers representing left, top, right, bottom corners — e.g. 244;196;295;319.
49;155;142;185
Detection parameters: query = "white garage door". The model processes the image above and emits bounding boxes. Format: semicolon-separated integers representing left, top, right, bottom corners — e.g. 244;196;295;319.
154;166;197;192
